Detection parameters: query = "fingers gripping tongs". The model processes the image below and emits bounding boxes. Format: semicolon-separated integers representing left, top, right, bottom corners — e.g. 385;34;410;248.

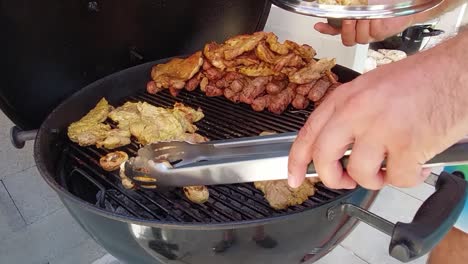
124;132;468;188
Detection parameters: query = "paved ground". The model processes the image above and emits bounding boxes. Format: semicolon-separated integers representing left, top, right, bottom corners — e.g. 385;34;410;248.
0;110;437;264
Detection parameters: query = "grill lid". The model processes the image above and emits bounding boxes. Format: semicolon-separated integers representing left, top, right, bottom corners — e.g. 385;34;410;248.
0;0;271;130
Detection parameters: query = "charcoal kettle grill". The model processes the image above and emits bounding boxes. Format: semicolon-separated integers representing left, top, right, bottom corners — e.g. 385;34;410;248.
1;1;466;264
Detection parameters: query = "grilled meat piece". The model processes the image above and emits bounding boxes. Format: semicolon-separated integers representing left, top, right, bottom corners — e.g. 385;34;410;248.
223;51;260;68
314;82;342;108
223;32;267;60
296;81;316;96
291;94;309;110
200;77;209;92
254;131;321;210
254;179;318;210
67;98;113;147
268;83;296;114
151;51;203;89
186;72;202;91
255;41;278;64
274;53;305;72
290;58;336;84
266;79;288;95
204;83;224;97
229;78;247;93
236;62;276;77
239;76;271;104
251;94;270;112
147;81;163;94
285;40;316;62
96;129;132;149
224;88;241;103
100;151;129;172
205;67;224;81
308;77;332;102
108;101;204;145
265;32;289;55
169;87;181;97
183;186;210;204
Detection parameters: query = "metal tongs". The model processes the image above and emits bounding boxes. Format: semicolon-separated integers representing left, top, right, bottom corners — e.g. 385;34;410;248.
125;132;468;188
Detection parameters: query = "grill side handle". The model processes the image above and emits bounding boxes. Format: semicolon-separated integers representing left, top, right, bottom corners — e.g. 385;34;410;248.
10;126;38;149
328;171;467;263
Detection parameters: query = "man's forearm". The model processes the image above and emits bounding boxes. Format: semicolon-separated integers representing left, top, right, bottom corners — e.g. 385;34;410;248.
412;0;466;25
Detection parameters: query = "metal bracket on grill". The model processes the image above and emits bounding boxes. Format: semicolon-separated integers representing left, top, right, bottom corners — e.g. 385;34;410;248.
327;203;394;236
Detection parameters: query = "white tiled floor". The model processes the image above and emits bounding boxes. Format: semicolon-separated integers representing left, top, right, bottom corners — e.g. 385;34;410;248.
0;110;435;264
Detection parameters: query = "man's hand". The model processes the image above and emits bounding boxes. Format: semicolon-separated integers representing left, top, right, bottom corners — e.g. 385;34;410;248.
287;32;468;190
315;17;413;46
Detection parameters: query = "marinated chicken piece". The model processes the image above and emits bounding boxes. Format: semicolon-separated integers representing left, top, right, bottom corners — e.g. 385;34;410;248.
223;32;267;60
109;102;204;145
100;151;129;171
255;41;278;64
274;53;305;72
151;51;203;89
308;77;332;102
256;42;305;71
280;67;298;77
285;41;316;62
200;77;209;92
236;62;276;77
223;51;260;68
203;32;266;70
183;133;209;143
183;186;210;204
239;76;271;104
289;58;336;84
96;129;132;149
254;131;320;209
108;101;140;128
265;32;289;55
67;98;113;147
266;79;288;95
292;94;310;110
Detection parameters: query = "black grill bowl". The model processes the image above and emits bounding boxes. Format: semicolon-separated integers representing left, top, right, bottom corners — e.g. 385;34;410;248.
35;59;378;264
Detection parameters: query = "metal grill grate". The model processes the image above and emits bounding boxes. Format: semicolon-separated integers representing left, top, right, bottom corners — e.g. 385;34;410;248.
59;89;348;223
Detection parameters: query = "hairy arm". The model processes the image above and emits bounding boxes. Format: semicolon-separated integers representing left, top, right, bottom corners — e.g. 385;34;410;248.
288;29;468;189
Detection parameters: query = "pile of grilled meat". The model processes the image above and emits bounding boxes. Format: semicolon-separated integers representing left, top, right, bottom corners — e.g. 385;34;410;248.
147;31;341;114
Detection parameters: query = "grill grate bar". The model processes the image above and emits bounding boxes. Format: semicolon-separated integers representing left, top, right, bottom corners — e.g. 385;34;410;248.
138;90;307;133
68;145;161;219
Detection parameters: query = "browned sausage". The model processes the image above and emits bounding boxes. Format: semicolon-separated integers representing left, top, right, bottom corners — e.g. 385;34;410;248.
252;95;270;112
205;67;224;80
266;80;288;95
230;78;248;93
224;88;240;103
146;81;163;94
308;77;331;102
185;73;202;91
314;82;342;108
169;87;181;97
296;81;316;96
204;84;223;97
291;94;309;109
